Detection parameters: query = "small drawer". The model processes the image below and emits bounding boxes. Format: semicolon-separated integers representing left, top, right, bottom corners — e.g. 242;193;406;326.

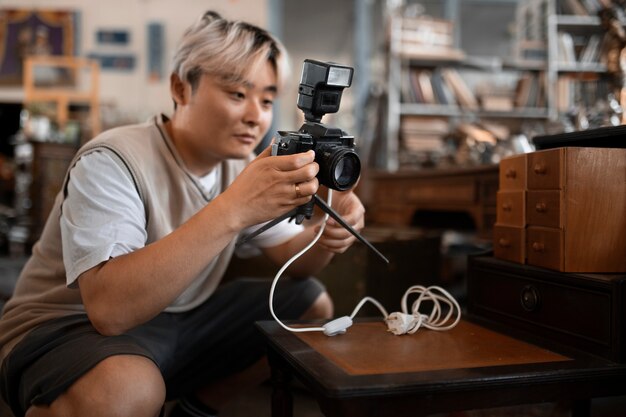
527;226;563;271
496;190;525;227
527;149;563;190
493;224;525;264
526;190;562;228
499;154;526;190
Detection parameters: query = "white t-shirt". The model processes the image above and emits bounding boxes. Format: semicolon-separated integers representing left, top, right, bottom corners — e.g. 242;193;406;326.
60;150;304;287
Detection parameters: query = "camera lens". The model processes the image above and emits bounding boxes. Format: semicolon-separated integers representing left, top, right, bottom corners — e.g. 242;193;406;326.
318;148;361;191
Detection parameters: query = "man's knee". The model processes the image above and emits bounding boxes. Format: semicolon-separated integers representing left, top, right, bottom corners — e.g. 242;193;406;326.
26;355;165;417
300;291;334;320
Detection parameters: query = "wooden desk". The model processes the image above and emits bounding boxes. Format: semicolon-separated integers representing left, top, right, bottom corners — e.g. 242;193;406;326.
361;165;499;238
257;319;626;417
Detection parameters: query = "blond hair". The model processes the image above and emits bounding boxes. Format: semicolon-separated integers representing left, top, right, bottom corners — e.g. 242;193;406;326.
171;11;290;93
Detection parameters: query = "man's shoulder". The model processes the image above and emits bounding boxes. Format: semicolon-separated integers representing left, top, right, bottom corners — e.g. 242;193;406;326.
92;117;160;146
76;117;163;161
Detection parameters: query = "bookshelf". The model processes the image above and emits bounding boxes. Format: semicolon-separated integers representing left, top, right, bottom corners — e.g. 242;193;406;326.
381;0;619;172
384;7;549;171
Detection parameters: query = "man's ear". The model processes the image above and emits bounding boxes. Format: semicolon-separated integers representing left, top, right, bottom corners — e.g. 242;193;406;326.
170;73;187;107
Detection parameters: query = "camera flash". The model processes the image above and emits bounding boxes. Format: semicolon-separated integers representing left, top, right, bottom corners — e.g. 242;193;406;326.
327;67;352;87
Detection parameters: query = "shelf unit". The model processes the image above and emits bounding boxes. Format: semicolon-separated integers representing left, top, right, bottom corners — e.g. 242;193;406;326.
23;55;101;141
382;0;616;172
383;8;550;172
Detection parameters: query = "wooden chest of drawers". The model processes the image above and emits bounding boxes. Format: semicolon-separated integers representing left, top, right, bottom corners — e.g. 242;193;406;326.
494;147;626;273
467;255;626;362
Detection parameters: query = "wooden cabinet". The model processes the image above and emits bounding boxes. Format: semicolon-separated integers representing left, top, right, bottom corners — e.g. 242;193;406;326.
468;255;626;363
494;147;626;273
494;153;528;263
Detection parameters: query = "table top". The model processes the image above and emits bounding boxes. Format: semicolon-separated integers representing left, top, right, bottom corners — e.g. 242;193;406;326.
257;318;626;400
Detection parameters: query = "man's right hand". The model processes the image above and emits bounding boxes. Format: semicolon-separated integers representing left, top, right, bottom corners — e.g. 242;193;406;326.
220;145;320;229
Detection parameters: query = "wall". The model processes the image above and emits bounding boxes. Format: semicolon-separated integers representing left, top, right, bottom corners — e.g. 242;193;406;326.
0;0;268;124
278;0;357;132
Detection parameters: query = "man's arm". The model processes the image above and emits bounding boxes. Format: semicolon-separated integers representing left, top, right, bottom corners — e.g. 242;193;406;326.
76;147;319;336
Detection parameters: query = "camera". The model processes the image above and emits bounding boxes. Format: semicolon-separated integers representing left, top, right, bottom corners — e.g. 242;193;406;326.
242;60;387;263
272;59;361;192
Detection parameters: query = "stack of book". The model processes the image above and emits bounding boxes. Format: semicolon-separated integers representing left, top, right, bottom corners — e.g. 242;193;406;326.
400;116;449;155
399;16;465;61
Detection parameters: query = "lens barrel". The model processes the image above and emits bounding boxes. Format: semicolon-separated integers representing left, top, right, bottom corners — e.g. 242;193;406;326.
317;147;361;191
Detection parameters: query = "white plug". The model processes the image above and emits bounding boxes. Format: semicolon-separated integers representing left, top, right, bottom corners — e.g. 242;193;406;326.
385;312;421;335
323;316;353;336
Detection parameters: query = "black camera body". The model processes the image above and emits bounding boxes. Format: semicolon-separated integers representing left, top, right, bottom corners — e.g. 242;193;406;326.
272;59;360;193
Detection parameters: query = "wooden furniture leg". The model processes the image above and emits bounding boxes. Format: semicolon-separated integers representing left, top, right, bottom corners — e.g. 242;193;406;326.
268;350;294;417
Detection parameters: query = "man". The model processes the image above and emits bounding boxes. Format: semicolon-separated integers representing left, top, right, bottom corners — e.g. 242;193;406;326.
0;11;364;417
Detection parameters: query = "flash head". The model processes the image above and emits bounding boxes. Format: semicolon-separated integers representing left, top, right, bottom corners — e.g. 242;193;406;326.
297;59;354;123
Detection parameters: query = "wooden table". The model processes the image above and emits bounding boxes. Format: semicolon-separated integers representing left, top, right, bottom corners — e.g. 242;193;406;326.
256;319;626;417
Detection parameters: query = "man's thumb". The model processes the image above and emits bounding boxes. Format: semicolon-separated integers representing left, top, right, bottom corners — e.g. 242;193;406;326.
256;141;275;158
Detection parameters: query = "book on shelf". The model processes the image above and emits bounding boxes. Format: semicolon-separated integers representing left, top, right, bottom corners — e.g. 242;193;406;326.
440;68;479;110
399;16;466;61
478;121;511;141
431;68;457;105
399;46;466;61
400;16;465;60
516;40;548;63
401;115;449;134
400;115;448;154
475;83;515;111
559;0;590;15
405;68;458;106
401;16;454;48
558;0;605;15
402;136;446;153
579;0;603;14
456;122;497;145
558;32;577;63
417;70;437;104
480;95;515;112
402;72;419;102
514;72;545;108
580;34;602;63
556;73;610;112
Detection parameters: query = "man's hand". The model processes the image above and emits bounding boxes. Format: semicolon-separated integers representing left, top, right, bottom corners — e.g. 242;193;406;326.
222;145;320;229
314;190;365;254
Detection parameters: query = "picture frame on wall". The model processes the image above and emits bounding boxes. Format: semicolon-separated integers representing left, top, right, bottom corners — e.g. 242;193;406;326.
96;29;129;45
147;22;164;82
0;9;75;85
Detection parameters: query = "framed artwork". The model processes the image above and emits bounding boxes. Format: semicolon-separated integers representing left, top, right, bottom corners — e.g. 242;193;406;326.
147;22;164;82
96;29;129;45
87;53;135;71
0;9;75;85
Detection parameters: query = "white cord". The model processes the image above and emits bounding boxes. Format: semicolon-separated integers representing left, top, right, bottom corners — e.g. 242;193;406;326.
268;190;333;333
384;285;462;335
269;191;462;336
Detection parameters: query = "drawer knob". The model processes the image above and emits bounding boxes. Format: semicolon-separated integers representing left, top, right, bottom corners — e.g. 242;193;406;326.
502;202;512;211
498;238;510;248
520;285;541;312
505;169;516;179
535;202;547;213
532;242;545;252
533;163;547;175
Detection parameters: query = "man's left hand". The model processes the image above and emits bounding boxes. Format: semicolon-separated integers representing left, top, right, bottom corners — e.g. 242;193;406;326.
314;190;365;254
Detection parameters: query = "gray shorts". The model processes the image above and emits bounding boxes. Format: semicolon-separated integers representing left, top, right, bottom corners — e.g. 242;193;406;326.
0;277;324;417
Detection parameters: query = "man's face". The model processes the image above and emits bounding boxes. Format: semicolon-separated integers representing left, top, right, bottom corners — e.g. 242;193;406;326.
170;61;277;175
